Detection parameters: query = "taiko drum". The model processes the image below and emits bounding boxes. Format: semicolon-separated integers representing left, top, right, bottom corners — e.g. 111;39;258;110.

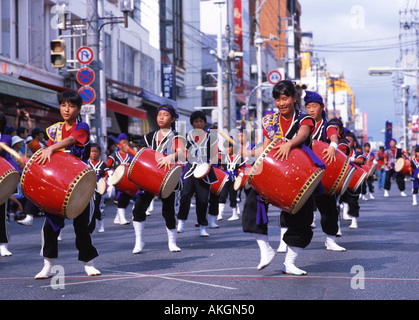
0;157;20;205
347;165;367;192
110;165;139;197
210;166;229;195
246;139;324;214
395;158;412;176
233;163;252;191
312;140;351;195
128;148;182;199
20;150;96;219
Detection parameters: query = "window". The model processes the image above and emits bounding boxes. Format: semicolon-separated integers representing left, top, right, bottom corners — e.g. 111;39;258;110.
1;0;11;58
28;0;44;68
140;53;155;92
160;0;183;68
118;42;135;84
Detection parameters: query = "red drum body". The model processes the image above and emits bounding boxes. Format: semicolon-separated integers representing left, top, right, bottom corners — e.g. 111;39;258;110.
395;158;412;176
128;148;182;199
247;139;324;214
347;165;367;192
111;165;139;197
0;157;20;205
20;150;96;219
97;177;108;195
233;163;252;191
210;166;228;195
312;140;351;195
362;162;376;179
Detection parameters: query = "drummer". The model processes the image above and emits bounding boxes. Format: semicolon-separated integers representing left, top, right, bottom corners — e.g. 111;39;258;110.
304;90;346;252
410;146;419;206
242;80;321;275
339;131;365;229
384;138;408;198
106;133;133;225
34;90;100;279
131;104;185;253
177;111;218;237
88;143;109;233
0;111;22;257
361;143;375;201
218;137;246;222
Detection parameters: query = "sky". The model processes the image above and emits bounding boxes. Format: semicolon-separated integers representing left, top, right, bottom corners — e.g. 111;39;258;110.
298;0;417;142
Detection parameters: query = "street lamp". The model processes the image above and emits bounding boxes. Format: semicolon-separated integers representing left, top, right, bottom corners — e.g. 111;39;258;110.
368;66;419;150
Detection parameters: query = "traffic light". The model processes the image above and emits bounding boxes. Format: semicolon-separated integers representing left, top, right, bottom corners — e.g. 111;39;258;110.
50;39;66;68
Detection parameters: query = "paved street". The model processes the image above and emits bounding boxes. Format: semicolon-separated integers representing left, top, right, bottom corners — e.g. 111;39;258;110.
1;182;419;303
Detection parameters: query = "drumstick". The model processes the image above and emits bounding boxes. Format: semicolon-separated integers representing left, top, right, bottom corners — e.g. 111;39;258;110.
0;142;25;161
109;135;137;157
218;130;237;146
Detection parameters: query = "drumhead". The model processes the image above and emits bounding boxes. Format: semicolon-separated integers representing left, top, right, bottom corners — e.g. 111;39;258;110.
97;178;107;195
160;164;183;199
193;163;210;179
233;175;243;191
64;168;97;219
0;170;20;205
395;158;405;172
339;166;355;195
110;165;126;186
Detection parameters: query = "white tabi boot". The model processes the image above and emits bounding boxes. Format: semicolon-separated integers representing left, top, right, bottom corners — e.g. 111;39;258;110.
282;246;307;276
208;215;219;228
132;221;145;254
0;243;12;256
325;236;346;252
166;228;181;252
255;234;276;270
342;203;351;220
177;219;186;233
117;208;130;225
413;194;418;206
199;225;209;237
17;214;33;226
96;219;105;233
227;207;239;221
349;217;358;229
217;203;225;221
84;260;101;276
34;258;55;279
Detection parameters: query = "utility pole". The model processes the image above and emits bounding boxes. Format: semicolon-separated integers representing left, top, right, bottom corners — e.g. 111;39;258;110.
86;0;105;155
214;0;225;133
255;0;263;144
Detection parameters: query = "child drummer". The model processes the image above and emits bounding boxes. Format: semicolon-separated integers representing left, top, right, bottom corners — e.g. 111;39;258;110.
34;90;100;279
106;133;133;225
131;104;185;253
177;111;219;237
242;80;322;275
304;90;346;252
88;143;109;233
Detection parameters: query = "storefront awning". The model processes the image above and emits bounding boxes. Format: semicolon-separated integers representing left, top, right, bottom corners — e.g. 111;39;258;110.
0;73;58;105
106;99;147;120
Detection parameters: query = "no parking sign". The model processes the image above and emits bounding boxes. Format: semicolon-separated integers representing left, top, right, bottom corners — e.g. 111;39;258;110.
78;86;96;105
76;67;95;86
267;70;282;85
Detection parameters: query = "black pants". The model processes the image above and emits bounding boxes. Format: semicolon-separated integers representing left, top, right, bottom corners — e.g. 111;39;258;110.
177;176;210;226
361;176;374;195
340;188;360;218
208;193;219;217
218;180;237;208
384;169;405;191
41;200;98;262
0;203;8;244
314;194;339;236
132;191;176;229
242;187;314;248
117;191;132;209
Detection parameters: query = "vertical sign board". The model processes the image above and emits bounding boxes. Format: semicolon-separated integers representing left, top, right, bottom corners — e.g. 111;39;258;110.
234;0;243;93
161;64;175;100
